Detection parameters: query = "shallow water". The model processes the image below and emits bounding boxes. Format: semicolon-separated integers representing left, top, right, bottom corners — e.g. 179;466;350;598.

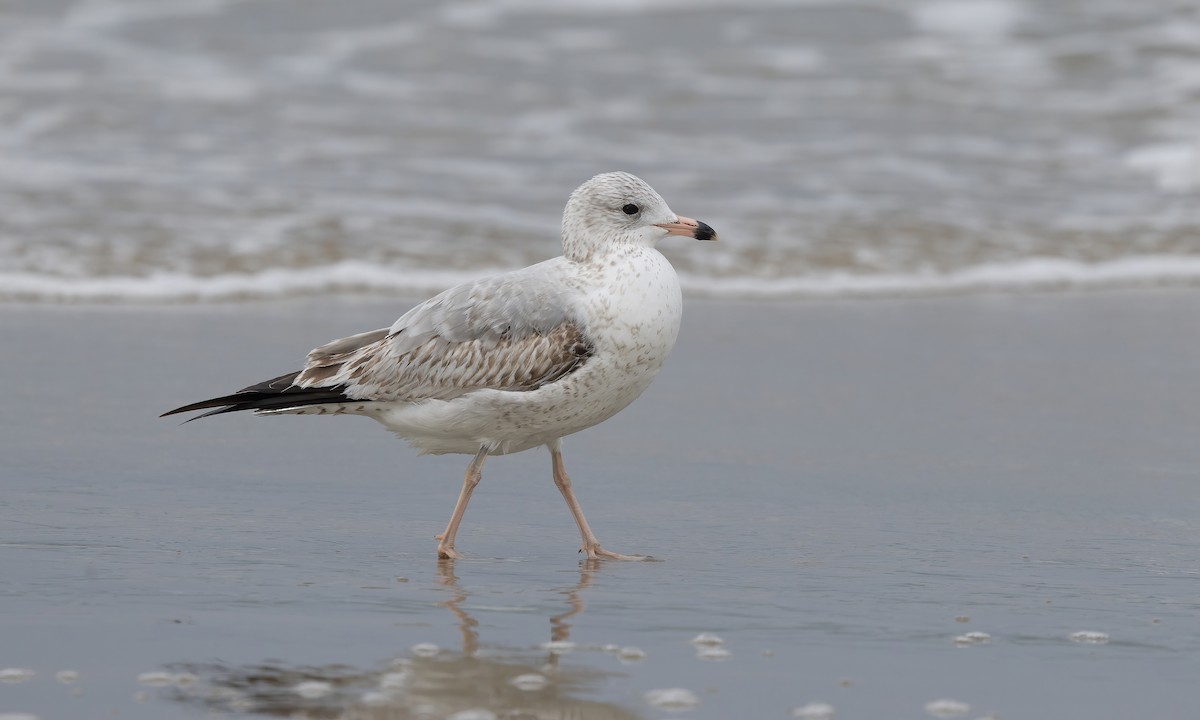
2;294;1199;718
2;0;1199;300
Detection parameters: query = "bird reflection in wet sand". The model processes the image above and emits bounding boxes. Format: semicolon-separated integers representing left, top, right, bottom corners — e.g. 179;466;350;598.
435;559;597;666
163;561;639;719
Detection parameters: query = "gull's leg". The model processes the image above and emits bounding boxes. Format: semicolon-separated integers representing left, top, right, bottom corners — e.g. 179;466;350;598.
435;446;489;559
548;441;646;561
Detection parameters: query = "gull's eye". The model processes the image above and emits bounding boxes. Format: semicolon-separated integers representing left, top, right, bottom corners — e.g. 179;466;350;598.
622;203;640;215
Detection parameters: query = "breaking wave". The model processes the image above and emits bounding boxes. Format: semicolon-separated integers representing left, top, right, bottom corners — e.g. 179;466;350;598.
4;255;1199;303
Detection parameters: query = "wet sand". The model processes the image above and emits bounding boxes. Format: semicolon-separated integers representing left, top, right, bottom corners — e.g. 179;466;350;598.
2;291;1198;719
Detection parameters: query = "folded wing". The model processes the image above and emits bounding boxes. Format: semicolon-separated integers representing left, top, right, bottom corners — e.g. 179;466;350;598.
162;261;594;419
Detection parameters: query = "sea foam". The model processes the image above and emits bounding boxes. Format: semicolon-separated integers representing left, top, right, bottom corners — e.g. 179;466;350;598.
2;255;1199;303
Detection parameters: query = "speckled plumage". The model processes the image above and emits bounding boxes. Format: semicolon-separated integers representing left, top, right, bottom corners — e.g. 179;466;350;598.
163;172;716;559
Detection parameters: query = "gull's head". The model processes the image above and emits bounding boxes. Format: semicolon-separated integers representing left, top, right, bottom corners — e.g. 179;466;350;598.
561;171;717;261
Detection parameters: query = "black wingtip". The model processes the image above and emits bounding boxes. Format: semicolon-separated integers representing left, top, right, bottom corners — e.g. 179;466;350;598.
161;394;249;418
161;371;358;422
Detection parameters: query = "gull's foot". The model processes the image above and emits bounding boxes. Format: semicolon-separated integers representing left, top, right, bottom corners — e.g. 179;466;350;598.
434;531;462;559
582;544;654;561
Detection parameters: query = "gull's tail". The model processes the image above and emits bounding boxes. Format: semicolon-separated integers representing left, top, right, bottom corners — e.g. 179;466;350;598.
161;371;353;422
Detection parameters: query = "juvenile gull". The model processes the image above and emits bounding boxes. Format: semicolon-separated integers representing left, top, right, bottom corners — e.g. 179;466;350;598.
162;172;717;560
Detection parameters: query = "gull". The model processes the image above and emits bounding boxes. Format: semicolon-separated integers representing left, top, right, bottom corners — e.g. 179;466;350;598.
162;172;717;560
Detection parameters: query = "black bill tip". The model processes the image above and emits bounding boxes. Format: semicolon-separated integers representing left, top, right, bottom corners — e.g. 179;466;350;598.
694;220;717;242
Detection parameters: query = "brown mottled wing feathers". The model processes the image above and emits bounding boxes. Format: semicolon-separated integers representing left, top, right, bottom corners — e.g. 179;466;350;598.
296;321;593;403
292;264;594;403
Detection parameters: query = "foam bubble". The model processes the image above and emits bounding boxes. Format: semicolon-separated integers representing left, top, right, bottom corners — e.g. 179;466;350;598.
136;671;198;687
1069;631;1110;644
690;632;724;647
0;668;34;683
135;671;172;686
617;646;646;663
411;642;441;657
509;673;549;691
55;671;79;684
925;699;971;717
644;687;700;711
953;631;992;645
792;702;836;719
696;646;731;661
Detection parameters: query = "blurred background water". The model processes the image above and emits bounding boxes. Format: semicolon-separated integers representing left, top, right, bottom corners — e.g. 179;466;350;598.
2;0;1198;301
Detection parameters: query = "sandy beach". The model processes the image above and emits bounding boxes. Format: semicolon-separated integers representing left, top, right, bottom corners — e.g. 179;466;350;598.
2;290;1198;719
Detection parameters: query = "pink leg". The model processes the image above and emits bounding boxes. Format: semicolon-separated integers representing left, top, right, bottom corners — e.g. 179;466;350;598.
549;443;647;561
435;446;489;559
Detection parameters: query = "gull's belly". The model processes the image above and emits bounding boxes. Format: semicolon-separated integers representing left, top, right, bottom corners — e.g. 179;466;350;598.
374;351;666;456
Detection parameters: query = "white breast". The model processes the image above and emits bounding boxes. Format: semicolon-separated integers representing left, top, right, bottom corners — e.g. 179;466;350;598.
583;245;684;377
